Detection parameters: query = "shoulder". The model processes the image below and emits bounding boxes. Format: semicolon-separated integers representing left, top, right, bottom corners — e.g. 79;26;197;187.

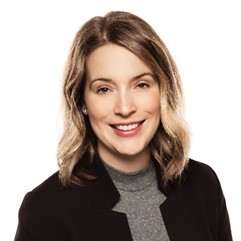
24;172;63;204
18;171;91;229
19;172;60;212
31;171;62;195
20;171;89;215
187;159;217;178
183;159;222;193
16;171;97;240
16;172;61;236
186;159;219;181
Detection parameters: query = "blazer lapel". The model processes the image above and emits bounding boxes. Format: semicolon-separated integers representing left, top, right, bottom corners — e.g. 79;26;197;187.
156;160;213;241
84;157;133;241
160;191;212;241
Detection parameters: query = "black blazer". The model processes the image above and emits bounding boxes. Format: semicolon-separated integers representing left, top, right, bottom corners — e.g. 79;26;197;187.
14;158;232;241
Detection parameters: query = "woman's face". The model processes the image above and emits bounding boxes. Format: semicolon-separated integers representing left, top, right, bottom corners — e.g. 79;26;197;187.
85;44;161;170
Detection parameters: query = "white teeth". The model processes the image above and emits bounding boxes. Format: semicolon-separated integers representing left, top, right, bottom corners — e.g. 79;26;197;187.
115;123;139;131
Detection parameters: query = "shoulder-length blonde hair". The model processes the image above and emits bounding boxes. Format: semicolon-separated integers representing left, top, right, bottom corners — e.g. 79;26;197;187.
57;11;190;187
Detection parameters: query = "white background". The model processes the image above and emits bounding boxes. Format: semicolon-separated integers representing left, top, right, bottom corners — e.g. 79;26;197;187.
0;0;240;240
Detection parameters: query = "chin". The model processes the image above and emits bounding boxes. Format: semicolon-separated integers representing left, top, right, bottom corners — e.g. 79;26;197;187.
116;147;145;158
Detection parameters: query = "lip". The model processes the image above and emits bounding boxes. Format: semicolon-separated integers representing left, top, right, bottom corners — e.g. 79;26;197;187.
110;120;145;137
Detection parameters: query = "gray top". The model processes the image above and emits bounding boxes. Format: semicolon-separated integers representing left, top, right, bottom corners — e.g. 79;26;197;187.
103;160;170;241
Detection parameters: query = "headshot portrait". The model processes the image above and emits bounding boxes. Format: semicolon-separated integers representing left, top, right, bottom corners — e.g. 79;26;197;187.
0;1;239;241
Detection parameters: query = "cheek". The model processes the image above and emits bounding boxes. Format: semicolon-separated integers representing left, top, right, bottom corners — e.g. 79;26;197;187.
86;98;112;125
141;93;161;114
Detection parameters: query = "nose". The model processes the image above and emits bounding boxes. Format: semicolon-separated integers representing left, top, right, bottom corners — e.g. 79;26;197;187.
114;92;137;117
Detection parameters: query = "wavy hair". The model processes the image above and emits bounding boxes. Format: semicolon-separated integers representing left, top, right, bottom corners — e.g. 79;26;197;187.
57;11;190;187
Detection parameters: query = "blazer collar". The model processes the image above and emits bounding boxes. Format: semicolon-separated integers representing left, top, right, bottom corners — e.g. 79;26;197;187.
84;156;188;209
84;156;120;209
153;159;188;197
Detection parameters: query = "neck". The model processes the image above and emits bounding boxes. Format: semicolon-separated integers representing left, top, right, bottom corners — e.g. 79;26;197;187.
98;148;151;173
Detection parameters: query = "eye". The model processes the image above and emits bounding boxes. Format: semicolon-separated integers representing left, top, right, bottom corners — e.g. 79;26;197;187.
97;87;111;94
136;82;150;89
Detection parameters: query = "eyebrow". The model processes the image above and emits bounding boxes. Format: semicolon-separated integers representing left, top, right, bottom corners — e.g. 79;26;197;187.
89;72;155;87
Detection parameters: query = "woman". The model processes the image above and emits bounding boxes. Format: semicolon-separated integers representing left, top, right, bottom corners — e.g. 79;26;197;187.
14;11;232;241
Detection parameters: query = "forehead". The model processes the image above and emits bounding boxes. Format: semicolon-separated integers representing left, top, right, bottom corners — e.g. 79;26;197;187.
86;44;152;80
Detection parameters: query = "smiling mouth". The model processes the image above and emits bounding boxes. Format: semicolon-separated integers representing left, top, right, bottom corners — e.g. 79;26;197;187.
111;121;144;131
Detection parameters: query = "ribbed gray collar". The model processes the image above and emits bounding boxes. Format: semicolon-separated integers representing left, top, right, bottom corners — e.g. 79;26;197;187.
102;160;156;192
